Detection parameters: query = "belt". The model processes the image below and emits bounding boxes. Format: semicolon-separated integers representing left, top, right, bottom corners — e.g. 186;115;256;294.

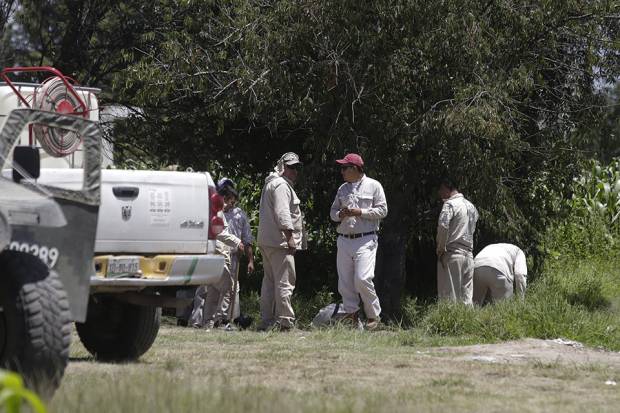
338;231;377;239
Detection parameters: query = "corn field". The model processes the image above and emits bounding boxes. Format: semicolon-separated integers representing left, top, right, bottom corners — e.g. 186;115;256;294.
571;159;620;226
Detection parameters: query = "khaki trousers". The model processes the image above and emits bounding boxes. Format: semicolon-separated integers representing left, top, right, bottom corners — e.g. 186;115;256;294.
190;249;233;327
218;253;241;321
473;266;512;305
259;246;296;329
437;251;474;305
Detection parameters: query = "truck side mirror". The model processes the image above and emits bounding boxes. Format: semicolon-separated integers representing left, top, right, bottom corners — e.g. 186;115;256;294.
12;146;40;183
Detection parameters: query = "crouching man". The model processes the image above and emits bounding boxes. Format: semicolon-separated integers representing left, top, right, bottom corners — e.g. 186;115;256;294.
473;243;527;305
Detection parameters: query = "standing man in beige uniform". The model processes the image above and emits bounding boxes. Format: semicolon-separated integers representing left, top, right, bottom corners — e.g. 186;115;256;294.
330;153;387;330
257;152;306;331
436;178;479;305
473;243;527;305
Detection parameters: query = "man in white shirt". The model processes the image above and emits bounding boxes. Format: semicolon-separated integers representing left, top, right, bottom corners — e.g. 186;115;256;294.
473;243;527;305
330;153;388;330
436;178;479;305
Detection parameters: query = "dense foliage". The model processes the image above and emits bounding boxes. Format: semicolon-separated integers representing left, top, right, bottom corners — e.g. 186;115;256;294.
2;0;619;315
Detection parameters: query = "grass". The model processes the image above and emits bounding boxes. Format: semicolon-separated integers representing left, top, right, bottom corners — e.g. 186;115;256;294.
407;252;620;351
45;242;620;412
49;326;620;413
237;251;620;351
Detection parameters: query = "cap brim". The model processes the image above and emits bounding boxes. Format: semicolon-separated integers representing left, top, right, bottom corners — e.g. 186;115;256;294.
284;161;303;166
335;159;348;164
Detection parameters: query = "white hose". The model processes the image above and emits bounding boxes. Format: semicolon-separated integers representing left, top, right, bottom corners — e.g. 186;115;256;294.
32;77;84;157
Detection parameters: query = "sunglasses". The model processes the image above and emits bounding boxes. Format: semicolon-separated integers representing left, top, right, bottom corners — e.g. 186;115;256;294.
340;164;355;171
286;163;301;170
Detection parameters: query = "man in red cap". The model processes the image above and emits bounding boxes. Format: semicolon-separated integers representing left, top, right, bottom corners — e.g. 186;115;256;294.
330;153;387;330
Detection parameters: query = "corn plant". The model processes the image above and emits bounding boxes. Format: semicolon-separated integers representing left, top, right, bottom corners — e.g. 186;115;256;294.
570;158;620;226
0;370;47;413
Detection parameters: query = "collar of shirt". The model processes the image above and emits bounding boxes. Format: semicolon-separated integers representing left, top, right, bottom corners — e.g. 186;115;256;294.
447;193;463;201
282;175;295;187
347;174;365;189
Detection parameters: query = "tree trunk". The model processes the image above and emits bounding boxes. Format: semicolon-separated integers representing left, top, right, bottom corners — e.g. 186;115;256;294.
375;198;408;321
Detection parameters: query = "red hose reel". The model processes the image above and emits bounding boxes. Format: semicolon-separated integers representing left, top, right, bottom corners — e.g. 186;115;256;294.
0;66;90;157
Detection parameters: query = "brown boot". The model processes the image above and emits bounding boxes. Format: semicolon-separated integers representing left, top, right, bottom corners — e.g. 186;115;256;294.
338;312;363;330
366;318;381;331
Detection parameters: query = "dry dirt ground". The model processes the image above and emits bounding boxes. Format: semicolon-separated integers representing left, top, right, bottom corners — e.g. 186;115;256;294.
49;326;620;413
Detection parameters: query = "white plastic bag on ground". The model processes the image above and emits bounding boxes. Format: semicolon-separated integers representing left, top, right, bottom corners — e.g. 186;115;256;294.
311;303;347;328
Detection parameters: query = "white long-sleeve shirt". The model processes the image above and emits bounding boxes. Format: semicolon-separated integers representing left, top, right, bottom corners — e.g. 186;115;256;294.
224;207;254;245
330;175;388;235
475;243;527;294
436;193;478;254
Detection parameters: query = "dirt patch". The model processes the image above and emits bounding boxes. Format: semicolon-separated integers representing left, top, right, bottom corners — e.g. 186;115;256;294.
430;338;620;366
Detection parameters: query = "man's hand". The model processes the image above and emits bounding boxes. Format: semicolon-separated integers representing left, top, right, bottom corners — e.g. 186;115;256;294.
287;237;297;253
247;261;255;274
238;242;245;253
284;229;296;254
339;207;362;217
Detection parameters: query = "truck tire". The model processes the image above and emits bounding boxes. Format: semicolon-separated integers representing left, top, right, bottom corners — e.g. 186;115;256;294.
0;250;72;397
76;296;161;361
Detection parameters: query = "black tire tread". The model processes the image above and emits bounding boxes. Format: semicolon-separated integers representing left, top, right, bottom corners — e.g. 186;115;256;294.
0;250;72;395
76;297;160;361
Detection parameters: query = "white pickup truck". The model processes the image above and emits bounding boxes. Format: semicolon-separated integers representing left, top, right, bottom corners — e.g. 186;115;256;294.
38;168;226;360
1;67;224;363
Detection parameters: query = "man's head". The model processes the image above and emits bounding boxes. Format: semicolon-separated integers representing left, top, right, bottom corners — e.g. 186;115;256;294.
279;152;302;182
336;153;364;183
438;177;459;201
219;187;239;211
217;177;235;192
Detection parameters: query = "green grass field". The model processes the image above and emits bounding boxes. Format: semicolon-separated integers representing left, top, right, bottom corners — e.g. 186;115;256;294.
46;253;620;413
49;326;620;413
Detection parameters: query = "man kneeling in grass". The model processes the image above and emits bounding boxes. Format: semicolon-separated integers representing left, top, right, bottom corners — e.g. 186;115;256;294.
473;243;527;305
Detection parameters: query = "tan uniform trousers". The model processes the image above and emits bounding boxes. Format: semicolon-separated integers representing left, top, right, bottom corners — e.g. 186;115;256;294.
473;266;513;305
190;248;233;327
259;246;296;329
437;251;474;305
217;253;241;321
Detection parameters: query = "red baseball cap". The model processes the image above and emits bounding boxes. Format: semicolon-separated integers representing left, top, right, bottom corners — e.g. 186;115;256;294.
336;153;364;167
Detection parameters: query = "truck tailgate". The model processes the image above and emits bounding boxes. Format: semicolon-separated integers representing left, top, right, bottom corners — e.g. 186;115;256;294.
38;169;211;254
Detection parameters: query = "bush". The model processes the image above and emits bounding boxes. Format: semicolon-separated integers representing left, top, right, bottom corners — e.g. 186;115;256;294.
415;254;620;351
540;214;615;261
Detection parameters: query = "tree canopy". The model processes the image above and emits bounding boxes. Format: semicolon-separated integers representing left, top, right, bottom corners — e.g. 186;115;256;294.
3;0;619;315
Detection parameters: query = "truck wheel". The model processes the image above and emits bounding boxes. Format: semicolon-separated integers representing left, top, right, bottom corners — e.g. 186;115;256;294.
76;296;161;361
0;250;72;397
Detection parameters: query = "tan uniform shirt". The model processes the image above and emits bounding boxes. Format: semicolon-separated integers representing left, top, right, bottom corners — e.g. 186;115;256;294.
474;243;527;294
257;173;306;249
216;214;242;253
436;193;479;255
